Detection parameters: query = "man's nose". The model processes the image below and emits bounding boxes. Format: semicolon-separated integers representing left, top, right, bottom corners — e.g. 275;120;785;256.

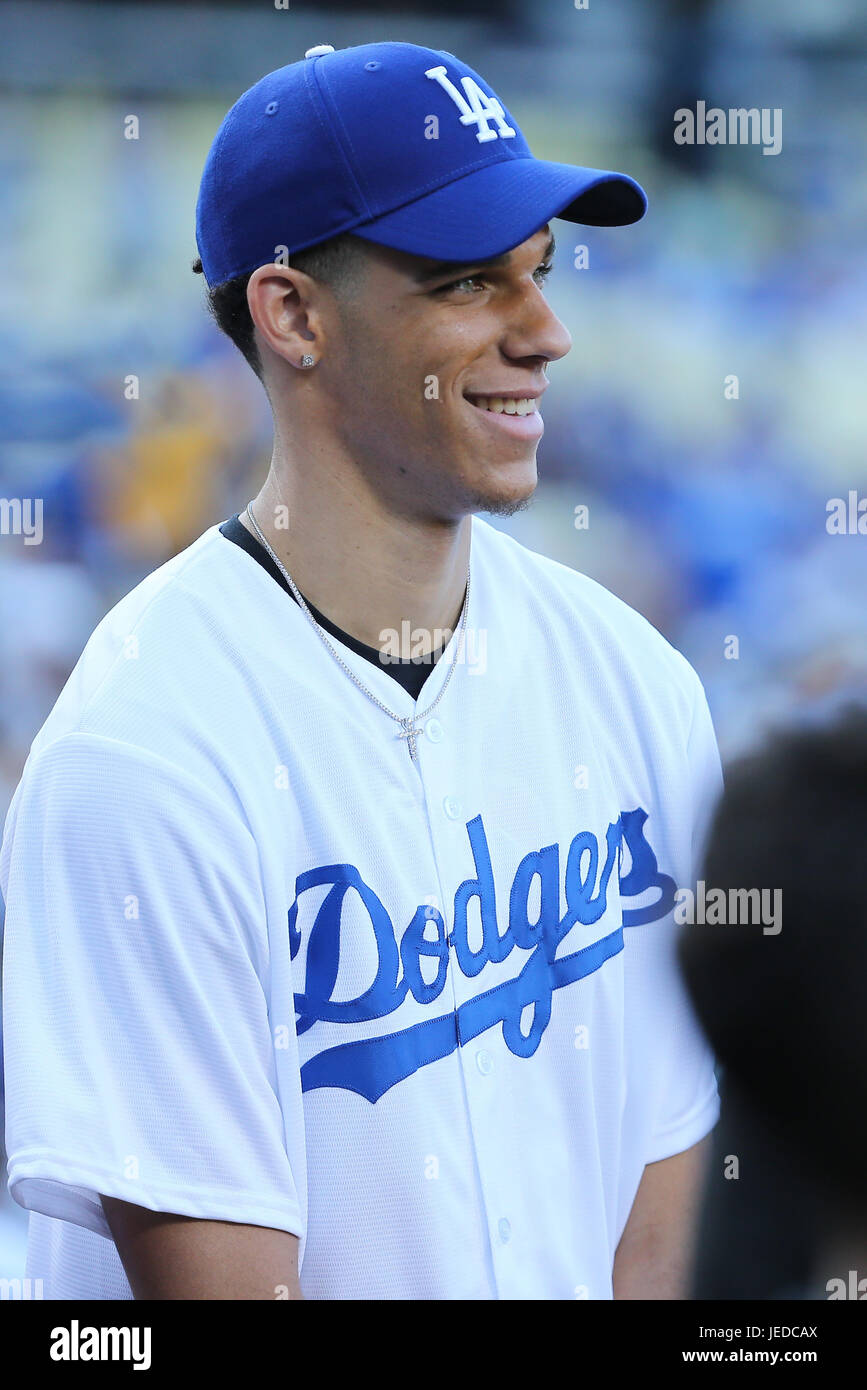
503;284;572;365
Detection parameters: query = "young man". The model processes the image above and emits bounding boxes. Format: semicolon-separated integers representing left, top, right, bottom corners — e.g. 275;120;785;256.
1;41;721;1299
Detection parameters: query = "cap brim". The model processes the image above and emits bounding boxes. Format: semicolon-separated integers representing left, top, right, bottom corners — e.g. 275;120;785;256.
351;156;646;262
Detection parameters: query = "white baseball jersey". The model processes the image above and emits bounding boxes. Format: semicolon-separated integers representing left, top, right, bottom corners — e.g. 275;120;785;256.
1;513;721;1300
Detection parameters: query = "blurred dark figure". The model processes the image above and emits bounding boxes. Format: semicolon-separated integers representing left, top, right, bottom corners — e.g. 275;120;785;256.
651;0;716;173
678;704;867;1299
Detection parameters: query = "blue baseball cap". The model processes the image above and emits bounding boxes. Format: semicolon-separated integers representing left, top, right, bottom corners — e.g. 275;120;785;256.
196;40;647;288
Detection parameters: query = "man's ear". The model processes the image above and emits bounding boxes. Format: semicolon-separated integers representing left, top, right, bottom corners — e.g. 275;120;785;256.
246;264;324;372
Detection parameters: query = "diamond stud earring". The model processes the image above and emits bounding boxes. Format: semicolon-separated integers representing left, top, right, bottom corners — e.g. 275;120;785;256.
300;354;315;368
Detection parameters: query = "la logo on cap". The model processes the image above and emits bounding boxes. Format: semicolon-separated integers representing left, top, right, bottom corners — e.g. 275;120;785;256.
425;64;516;144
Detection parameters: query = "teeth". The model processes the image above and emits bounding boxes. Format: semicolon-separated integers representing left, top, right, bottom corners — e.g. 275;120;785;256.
470;396;537;416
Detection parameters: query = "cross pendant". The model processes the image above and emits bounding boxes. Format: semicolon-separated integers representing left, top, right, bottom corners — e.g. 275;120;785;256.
397;717;422;761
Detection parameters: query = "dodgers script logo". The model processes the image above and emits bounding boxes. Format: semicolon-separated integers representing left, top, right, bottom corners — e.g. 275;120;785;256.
289;809;675;1103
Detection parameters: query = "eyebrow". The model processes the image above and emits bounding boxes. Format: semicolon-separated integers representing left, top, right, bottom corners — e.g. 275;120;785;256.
412;232;556;285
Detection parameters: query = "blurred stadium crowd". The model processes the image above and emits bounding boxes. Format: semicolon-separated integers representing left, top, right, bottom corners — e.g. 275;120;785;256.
0;0;865;1278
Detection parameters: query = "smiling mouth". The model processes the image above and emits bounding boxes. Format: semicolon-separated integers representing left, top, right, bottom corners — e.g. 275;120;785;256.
464;394;539;417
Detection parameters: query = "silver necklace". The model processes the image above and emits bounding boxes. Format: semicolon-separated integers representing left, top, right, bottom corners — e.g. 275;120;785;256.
244;501;471;761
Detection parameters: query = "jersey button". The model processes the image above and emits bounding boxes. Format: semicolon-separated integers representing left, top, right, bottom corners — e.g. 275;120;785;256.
425;718;444;743
498;1217;511;1244
475;1049;494;1075
443;795;463;820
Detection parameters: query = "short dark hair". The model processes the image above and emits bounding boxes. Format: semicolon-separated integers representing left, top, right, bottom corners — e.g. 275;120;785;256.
192;234;367;381
677;703;867;1205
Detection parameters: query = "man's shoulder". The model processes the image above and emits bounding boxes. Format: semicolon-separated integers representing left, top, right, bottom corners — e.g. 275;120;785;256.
100;521;239;632
473;515;700;697
26;523;252;763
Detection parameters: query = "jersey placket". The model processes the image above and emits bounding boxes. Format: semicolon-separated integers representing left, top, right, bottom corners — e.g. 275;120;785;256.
414;711;517;1298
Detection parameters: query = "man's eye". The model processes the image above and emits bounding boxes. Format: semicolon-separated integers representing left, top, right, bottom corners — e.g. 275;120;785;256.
439;274;487;294
436;261;553;295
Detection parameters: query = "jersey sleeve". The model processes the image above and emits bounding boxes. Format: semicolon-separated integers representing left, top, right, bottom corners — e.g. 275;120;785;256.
623;669;724;1168
0;731;302;1241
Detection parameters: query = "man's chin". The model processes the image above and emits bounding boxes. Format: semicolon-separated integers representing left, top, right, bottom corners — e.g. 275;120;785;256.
470;489;536;519
465;463;538;518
